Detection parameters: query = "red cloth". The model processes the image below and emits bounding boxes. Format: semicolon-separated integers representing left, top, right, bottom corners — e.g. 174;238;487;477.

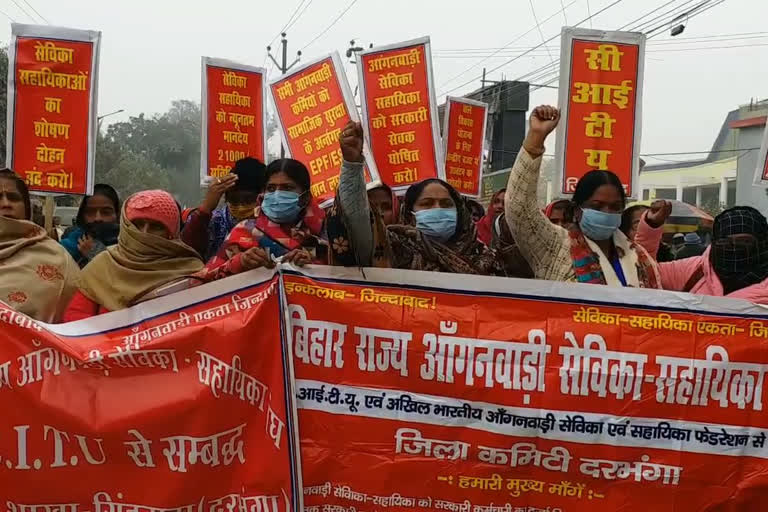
63;290;111;321
475;215;493;245
180;207;211;258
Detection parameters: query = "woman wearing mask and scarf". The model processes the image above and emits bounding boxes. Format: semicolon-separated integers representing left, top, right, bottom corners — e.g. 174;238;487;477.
328;122;515;276
475;188;505;245
204;158;326;274
63;190;208;320
505;105;668;287
635;206;768;300
60;184;120;268
0;170;79;322
182;157;267;260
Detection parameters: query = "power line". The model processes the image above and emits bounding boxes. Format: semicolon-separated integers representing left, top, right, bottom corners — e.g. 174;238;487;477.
301;0;359;51
437;0;581;90
0;8;16;22
19;0;48;24
529;0;555;64
268;0;311;48
285;0;314;33
9;0;36;22
559;0;569;26
585;0;592;28
438;0;625;97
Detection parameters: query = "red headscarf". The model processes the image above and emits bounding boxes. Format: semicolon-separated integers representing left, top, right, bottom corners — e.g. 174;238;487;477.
476;189;505;245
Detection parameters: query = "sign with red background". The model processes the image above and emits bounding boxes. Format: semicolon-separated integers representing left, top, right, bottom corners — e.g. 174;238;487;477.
358;37;443;192
201;58;266;184
286;268;768;512
270;53;377;206
7;24;100;195
754;122;768;185
0;272;299;509
443;96;488;198
555;29;644;198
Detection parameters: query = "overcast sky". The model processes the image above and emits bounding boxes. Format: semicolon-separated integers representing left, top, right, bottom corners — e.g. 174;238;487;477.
2;0;766;163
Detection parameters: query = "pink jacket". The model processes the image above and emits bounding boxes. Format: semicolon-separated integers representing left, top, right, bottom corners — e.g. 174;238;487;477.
636;217;768;303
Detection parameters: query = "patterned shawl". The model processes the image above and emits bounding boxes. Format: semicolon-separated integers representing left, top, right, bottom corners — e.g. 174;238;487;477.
0;216;80;322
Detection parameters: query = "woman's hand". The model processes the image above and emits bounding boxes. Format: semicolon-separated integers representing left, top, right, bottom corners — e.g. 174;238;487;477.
77;234;94;258
523;105;560;156
646;200;672;228
283;248;312;267
202;174;238;213
240;247;275;270
339;121;364;163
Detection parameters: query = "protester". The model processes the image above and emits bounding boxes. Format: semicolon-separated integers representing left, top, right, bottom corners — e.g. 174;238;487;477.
476;188;505;245
491;213;535;278
0;169;79;322
204;158;327;274
670;232;684;256
182;157;267;260
544;199;573;227
676;232;706;259
60;184;120;268
328;121;521;276
366;181;399;226
467;199;485;223
621;204;675;262
636;206;768;299
505;105;669;287
63;190;207;320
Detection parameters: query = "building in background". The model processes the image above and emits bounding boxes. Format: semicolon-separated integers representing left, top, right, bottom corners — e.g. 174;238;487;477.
640;99;768;214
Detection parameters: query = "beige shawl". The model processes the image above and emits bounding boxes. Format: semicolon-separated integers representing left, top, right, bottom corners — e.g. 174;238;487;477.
0;216;80;322
78;212;203;311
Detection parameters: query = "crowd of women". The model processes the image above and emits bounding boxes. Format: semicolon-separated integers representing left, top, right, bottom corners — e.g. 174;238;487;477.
2;104;767;324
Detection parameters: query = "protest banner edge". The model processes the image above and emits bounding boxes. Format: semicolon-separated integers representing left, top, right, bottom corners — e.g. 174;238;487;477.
554;27;645;200
753;121;768;186
356;35;445;193
199;56;268;186
442;95;489;198
6;23;101;196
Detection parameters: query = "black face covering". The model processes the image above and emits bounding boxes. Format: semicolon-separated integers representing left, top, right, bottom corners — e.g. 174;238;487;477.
710;207;768;294
84;222;119;246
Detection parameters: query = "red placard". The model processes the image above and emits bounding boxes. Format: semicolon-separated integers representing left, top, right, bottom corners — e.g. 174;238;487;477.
755;123;768;185
270;53;377;206
7;24;100;195
286;266;768;512
358;37;443;191
555;29;644;197
0;271;300;509
201;58;266;184
443;97;488;197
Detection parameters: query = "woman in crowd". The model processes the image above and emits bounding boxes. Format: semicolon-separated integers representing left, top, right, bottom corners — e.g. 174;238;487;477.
0;170;79;322
636;206;768;300
328;121;523;276
544;199;573;227
505;105;669;287
476;188;505;245
621;204;675;262
204;158;326;274
182;157;267;260
64;190;208;320
366;181;399;226
467;200;485;223
60;184;120;268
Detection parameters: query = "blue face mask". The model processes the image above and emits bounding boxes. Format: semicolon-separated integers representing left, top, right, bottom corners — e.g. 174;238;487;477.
413;208;458;242
579;208;621;241
262;190;302;223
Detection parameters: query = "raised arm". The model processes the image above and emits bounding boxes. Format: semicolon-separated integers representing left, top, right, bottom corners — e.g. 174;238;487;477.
504;105;566;277
336;121;373;266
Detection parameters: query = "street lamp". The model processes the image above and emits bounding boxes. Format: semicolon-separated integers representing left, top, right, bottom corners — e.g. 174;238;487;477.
97;109;124;130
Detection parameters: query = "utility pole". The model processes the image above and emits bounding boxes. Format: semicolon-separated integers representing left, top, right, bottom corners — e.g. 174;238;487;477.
346;40;373;104
267;33;301;158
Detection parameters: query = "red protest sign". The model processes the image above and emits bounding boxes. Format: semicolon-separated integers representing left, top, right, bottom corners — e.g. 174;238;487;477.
7;24;100;195
443;96;488;198
0;271;299;509
358;37;443;192
201;57;267;184
286;266;768;511
555;28;644;197
270;53;377;206
754;123;768;186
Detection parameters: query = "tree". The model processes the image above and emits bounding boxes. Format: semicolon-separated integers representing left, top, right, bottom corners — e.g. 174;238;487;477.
95;132;171;199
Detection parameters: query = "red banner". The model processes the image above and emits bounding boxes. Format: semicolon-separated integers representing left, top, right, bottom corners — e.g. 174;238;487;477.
0;272;299;509
754;122;768;186
555;28;644;197
358;37;443;192
270;53;377;206
443;97;488;198
201;57;266;184
7;24;100;195
286;266;768;511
